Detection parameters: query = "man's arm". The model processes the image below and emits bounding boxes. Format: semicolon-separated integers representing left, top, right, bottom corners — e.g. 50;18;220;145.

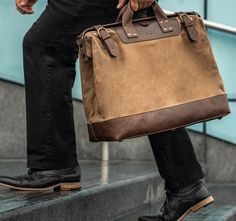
117;0;154;11
16;0;38;14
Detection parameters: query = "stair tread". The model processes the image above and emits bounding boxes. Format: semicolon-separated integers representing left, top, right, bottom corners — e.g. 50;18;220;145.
115;184;236;221
0;160;161;221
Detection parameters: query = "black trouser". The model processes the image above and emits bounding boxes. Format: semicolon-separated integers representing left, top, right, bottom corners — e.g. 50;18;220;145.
23;0;204;191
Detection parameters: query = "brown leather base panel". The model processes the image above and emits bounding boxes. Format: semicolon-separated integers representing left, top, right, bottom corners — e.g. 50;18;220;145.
87;94;230;142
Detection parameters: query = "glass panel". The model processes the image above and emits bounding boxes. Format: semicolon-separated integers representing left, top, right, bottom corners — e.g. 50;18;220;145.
159;0;204;16
0;1;82;99
206;30;236;144
208;29;236;99
0;1;47;84
73;62;82;100
207;102;236;144
208;0;236;27
188;123;204;133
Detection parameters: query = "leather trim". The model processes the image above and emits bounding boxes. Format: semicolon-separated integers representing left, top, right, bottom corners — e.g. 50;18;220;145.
114;17;180;44
94;25;119;57
87;94;230;142
180;13;198;42
119;1;175;40
78;12;199;44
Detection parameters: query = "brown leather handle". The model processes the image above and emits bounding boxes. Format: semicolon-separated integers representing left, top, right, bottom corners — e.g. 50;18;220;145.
116;3;129;22
152;1;168;19
116;1;173;38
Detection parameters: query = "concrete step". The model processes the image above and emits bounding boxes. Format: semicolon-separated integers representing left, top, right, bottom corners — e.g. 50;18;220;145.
0;160;165;221
114;184;236;221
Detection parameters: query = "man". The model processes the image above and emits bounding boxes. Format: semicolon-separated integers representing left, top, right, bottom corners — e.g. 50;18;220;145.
0;0;214;220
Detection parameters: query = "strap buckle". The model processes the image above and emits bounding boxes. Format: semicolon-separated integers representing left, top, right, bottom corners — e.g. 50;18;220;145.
179;13;193;23
94;25;119;57
97;27;110;39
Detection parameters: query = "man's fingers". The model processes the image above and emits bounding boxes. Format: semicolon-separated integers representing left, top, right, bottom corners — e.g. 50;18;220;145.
16;0;34;14
27;0;37;7
17;5;28;13
137;2;145;10
142;1;153;9
25;8;34;14
116;0;153;11
117;0;126;9
18;7;33;14
16;6;26;14
130;0;139;11
20;0;28;6
132;0;154;11
27;2;34;7
16;4;33;14
20;0;34;13
16;0;27;11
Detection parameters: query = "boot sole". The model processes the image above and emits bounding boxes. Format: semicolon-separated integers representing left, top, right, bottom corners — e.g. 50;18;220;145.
0;182;81;191
177;195;214;221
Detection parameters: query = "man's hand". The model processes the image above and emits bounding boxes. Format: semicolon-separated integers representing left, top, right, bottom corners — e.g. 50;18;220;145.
16;0;38;14
117;0;154;11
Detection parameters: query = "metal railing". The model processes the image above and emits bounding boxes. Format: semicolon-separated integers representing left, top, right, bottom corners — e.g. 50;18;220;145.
204;20;236;35
164;9;236;35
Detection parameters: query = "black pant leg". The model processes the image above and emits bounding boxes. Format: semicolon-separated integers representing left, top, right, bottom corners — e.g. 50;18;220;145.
23;0;119;169
148;128;205;191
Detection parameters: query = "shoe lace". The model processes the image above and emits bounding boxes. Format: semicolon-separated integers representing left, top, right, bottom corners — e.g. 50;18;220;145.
160;190;176;214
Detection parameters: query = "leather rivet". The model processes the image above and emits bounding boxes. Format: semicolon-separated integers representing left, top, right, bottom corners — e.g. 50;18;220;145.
160;20;163;23
127;33;132;36
164;28;167;31
165;20;168;22
169;27;172;30
133;33;137;35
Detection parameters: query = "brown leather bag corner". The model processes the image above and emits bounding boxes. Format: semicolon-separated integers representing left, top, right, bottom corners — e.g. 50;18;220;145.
77;2;231;142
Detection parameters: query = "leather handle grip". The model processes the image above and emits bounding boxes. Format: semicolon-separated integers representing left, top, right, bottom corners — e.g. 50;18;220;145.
116;1;173;38
152;1;168;20
116;1;167;22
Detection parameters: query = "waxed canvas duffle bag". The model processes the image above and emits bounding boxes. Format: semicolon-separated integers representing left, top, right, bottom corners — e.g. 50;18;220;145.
77;1;230;142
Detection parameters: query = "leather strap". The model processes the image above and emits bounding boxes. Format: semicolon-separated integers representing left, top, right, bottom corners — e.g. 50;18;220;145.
122;3;138;38
152;3;174;33
116;1;174;38
94;25;119;57
180;14;198;42
116;3;129;22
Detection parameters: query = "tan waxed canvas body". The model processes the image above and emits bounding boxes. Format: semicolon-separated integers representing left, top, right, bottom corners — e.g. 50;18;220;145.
77;2;230;142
